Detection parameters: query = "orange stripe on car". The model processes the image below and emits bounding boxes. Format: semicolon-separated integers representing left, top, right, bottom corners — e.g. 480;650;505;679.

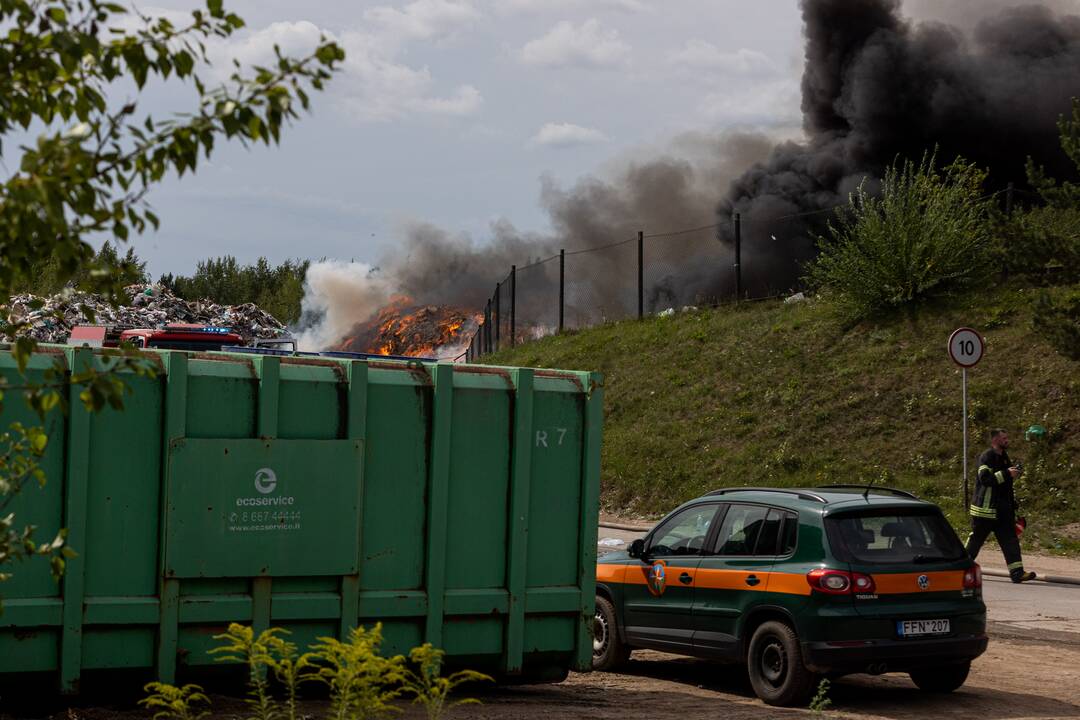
871;571;965;594
695;568;760;590
596;564;628;584
597;564;815;597
764;572;814;596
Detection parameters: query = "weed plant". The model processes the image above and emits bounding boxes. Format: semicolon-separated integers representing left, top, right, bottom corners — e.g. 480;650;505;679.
809;678;833;714
400;644;493;720
144;623;489;720
308;625;406;720
139;682;211;720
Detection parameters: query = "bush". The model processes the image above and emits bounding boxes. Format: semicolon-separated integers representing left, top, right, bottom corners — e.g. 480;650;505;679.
996;207;1080;282
807;153;994;320
1026;98;1080;210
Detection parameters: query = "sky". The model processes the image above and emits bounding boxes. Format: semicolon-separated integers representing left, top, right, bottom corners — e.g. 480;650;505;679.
126;0;809;278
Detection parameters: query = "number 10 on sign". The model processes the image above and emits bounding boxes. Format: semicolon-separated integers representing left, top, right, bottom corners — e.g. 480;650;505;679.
948;328;984;509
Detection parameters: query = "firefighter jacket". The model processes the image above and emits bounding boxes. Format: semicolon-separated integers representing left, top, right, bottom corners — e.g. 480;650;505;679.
970;448;1016;521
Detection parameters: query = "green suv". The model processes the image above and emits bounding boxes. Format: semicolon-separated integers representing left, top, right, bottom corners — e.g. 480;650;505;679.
593;486;987;706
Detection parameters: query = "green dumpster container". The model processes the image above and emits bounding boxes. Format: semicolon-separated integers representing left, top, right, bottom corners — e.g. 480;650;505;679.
0;346;602;691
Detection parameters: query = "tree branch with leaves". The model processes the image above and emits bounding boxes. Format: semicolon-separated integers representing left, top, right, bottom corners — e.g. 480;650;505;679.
0;0;343;597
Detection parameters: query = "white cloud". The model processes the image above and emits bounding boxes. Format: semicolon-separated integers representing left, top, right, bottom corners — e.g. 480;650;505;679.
213;20;327;71
195;18;483;123
698;78;801;127
668;41;777;75
520;19;631;68
364;0;482;43
529;122;609;147
494;0;645;14
336;30;483;121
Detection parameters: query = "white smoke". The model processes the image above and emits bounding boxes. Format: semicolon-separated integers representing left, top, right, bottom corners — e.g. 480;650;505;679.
296;261;392;351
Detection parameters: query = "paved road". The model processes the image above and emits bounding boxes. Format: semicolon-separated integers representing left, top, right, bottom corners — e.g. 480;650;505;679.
596;525;1080;641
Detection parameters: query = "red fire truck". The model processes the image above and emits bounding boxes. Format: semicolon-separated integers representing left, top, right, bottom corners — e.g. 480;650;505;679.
68;324;246;352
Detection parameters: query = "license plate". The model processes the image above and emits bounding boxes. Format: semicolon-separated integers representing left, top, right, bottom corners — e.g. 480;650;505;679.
897;618;950;637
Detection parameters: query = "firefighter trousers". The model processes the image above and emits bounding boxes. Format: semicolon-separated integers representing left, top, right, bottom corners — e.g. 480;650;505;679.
966;516;1025;580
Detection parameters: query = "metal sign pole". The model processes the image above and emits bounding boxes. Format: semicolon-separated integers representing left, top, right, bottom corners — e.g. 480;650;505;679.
949;327;983;514
962;367;969;511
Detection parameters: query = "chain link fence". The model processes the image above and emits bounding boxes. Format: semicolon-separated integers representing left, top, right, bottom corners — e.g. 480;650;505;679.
460;214;822;363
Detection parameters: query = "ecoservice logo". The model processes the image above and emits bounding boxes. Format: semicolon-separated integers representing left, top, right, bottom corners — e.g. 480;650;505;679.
254;467;278;494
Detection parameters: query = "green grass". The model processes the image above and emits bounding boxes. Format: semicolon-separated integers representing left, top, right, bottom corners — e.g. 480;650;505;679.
487;281;1080;555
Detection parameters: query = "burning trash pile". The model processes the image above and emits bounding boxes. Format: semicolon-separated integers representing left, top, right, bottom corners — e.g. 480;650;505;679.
334;296;481;359
2;284;290;344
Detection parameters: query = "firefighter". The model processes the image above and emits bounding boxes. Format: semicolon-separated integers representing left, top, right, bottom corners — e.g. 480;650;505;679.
965;429;1037;583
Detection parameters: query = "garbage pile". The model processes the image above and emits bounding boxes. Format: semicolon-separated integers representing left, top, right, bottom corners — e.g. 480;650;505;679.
334;297;481;360
2;284;289;344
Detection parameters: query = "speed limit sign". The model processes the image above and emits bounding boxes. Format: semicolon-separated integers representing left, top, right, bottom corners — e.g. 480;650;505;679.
949;327;984;512
948;327;984;368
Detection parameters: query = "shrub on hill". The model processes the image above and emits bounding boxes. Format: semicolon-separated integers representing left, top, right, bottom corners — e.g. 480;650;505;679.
807;154;994;321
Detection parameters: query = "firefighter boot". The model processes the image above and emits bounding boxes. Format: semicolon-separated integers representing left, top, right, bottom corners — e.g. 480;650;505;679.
1011;570;1037;583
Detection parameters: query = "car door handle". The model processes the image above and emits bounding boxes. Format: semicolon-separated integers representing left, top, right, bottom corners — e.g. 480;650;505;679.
745;574;761;587
679;572;693;585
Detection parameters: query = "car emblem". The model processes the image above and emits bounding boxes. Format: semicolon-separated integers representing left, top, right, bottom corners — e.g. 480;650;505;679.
917;574;930;590
648;562;667;597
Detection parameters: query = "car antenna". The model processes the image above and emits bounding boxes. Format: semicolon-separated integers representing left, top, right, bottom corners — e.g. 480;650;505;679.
863;475;878;500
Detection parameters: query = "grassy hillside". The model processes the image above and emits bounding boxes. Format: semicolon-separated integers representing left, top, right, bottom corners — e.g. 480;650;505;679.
488;281;1080;555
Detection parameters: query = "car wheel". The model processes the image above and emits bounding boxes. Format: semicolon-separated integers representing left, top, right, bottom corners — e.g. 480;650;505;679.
909;661;971;693
746;620;816;707
592;595;630;671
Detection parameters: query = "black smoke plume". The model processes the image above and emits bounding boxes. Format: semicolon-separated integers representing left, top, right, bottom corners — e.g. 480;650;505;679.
299;132;773;348
300;0;1080;350
720;0;1080;288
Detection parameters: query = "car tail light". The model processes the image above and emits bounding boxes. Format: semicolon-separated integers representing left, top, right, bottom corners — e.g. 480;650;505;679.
963;564;983;589
851;572;876;594
807;569;876;595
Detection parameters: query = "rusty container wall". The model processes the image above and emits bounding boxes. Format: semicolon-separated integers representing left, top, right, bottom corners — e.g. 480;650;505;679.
0;347;602;690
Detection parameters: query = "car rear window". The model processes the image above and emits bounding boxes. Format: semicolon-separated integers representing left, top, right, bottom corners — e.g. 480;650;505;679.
825;509;966;564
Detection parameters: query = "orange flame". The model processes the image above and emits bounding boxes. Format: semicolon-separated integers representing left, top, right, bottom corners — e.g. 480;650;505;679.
335;295;482;359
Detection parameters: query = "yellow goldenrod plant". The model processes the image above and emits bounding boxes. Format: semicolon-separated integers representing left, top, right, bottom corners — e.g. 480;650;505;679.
138;682;211;720
210;623;312;720
400;643;492;720
307;623;407;720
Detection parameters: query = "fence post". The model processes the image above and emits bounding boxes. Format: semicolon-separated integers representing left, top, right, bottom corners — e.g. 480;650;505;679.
485;299;492;354
1006;181;1015;217
559;249;565;333
638;231;644;319
494;283;501;352
733;212;742;301
510;265;516;348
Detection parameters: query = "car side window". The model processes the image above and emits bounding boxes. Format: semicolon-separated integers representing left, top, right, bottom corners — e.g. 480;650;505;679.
648;505;718;557
713;504;770;556
753;509;784;556
779;511;798;555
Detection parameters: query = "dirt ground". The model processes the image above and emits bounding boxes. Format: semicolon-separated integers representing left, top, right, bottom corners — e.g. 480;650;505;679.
3;624;1079;720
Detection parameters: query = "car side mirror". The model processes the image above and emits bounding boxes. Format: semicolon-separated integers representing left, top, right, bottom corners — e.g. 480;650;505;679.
628;538;646;560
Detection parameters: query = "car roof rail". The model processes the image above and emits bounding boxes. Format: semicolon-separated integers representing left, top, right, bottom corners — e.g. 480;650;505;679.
706;487;828;503
816;484;919;500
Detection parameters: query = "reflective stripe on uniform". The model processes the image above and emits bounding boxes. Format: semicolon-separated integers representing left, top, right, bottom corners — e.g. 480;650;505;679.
1008;561;1024;571
970;504;996;519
